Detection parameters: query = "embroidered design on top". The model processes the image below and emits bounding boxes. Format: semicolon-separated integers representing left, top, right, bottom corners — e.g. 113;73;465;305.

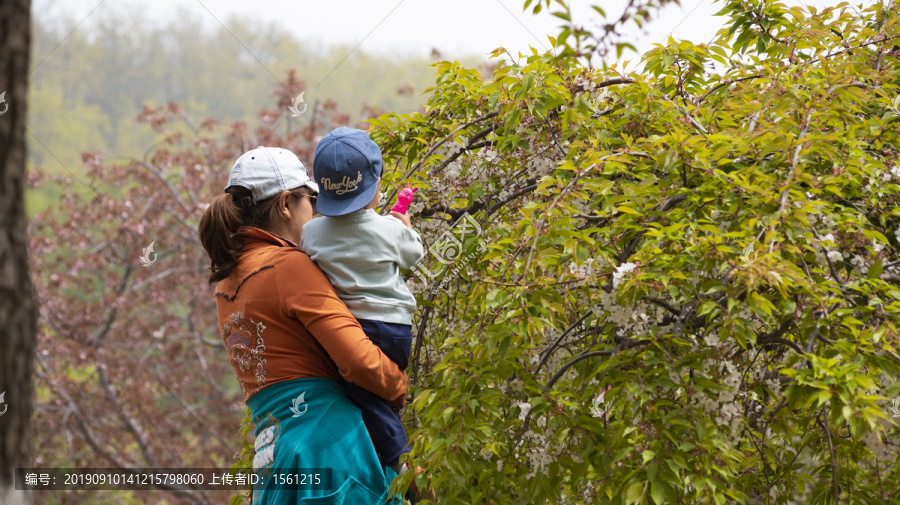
222;312;268;398
320;172;363;195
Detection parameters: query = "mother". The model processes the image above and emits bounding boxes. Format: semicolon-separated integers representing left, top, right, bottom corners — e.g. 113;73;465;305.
198;146;408;504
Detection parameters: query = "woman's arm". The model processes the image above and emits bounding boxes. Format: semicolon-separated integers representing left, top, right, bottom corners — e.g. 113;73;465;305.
277;250;408;407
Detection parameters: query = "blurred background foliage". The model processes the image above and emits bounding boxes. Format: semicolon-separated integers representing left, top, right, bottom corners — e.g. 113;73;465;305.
26;8;478;215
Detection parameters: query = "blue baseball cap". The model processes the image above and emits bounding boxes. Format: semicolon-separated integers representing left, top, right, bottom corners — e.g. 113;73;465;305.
312;127;382;216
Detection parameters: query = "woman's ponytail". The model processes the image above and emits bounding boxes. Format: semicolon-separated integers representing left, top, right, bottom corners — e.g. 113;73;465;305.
198;192;244;284
199;185;310;284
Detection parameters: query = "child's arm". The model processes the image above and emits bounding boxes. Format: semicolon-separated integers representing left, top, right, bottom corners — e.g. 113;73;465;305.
388;211;425;270
389;210;411;228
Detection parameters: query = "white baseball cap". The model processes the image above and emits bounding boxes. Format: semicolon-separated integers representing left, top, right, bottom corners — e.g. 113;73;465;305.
225;146;319;208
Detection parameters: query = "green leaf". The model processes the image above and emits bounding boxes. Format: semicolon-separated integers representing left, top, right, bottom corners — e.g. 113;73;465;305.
498;336;511;357
616;205;641;215
868;260;883;280
626;481;644;505
552;10;571;22
442;407;455;424
651;482;667;505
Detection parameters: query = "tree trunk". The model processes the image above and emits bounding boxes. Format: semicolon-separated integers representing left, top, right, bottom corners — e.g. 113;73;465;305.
0;1;36;504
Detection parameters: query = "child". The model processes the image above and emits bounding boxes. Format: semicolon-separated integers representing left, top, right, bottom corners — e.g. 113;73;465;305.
299;127;424;476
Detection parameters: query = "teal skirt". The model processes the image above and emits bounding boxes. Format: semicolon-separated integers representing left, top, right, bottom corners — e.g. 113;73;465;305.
247;378;403;504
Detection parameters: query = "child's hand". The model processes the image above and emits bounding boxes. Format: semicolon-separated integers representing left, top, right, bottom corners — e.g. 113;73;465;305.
389;211;412;228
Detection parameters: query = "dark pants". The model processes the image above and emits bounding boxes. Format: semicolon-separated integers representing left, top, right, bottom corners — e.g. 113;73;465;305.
344;319;412;467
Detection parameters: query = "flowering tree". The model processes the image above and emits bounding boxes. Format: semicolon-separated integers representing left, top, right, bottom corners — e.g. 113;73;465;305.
28;71;358;504
367;0;900;503
28;0;900;503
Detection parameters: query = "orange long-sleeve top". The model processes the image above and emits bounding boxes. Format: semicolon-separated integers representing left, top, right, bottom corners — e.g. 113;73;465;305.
215;226;408;406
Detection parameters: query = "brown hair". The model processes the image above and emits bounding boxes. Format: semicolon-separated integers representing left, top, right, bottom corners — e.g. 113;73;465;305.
198;185;313;284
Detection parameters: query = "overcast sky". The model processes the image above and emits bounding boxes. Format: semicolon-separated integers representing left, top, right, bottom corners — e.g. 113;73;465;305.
35;0;856;69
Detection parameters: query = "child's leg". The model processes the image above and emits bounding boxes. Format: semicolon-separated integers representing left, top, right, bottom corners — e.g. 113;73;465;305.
359;320;413;371
345;382;410;468
346;319;412;468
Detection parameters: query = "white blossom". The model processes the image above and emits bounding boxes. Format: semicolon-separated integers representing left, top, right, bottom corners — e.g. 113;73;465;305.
568;257;596;277
445;141;464;157
850;254;869;275
612;262;637;289
514;402;531;421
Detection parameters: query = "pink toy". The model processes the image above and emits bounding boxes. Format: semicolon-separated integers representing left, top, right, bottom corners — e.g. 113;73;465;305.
391;183;418;214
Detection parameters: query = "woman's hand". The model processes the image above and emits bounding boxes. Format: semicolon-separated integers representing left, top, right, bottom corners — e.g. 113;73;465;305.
390;393;407;411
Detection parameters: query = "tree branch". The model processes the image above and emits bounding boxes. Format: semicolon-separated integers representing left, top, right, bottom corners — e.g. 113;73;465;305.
594;76;634;88
411;289;440;385
426;124;498;178
800;34;900;67
665;97;709;138
487;181;539;218
534;310;595;376
542;350;615;393
378;111;500;214
809;225;847;288
642;296;681;316
617;193;689;264
762;337;805;354
91;264;135;349
152;363;236;455
134;160;193;216
542;338;651;393
57;382;135;469
817;411;841;502
97;366;159;466
696;74;765;104
672;300;699;339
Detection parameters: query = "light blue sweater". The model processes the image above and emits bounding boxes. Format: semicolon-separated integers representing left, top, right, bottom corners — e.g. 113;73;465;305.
299;209;424;325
